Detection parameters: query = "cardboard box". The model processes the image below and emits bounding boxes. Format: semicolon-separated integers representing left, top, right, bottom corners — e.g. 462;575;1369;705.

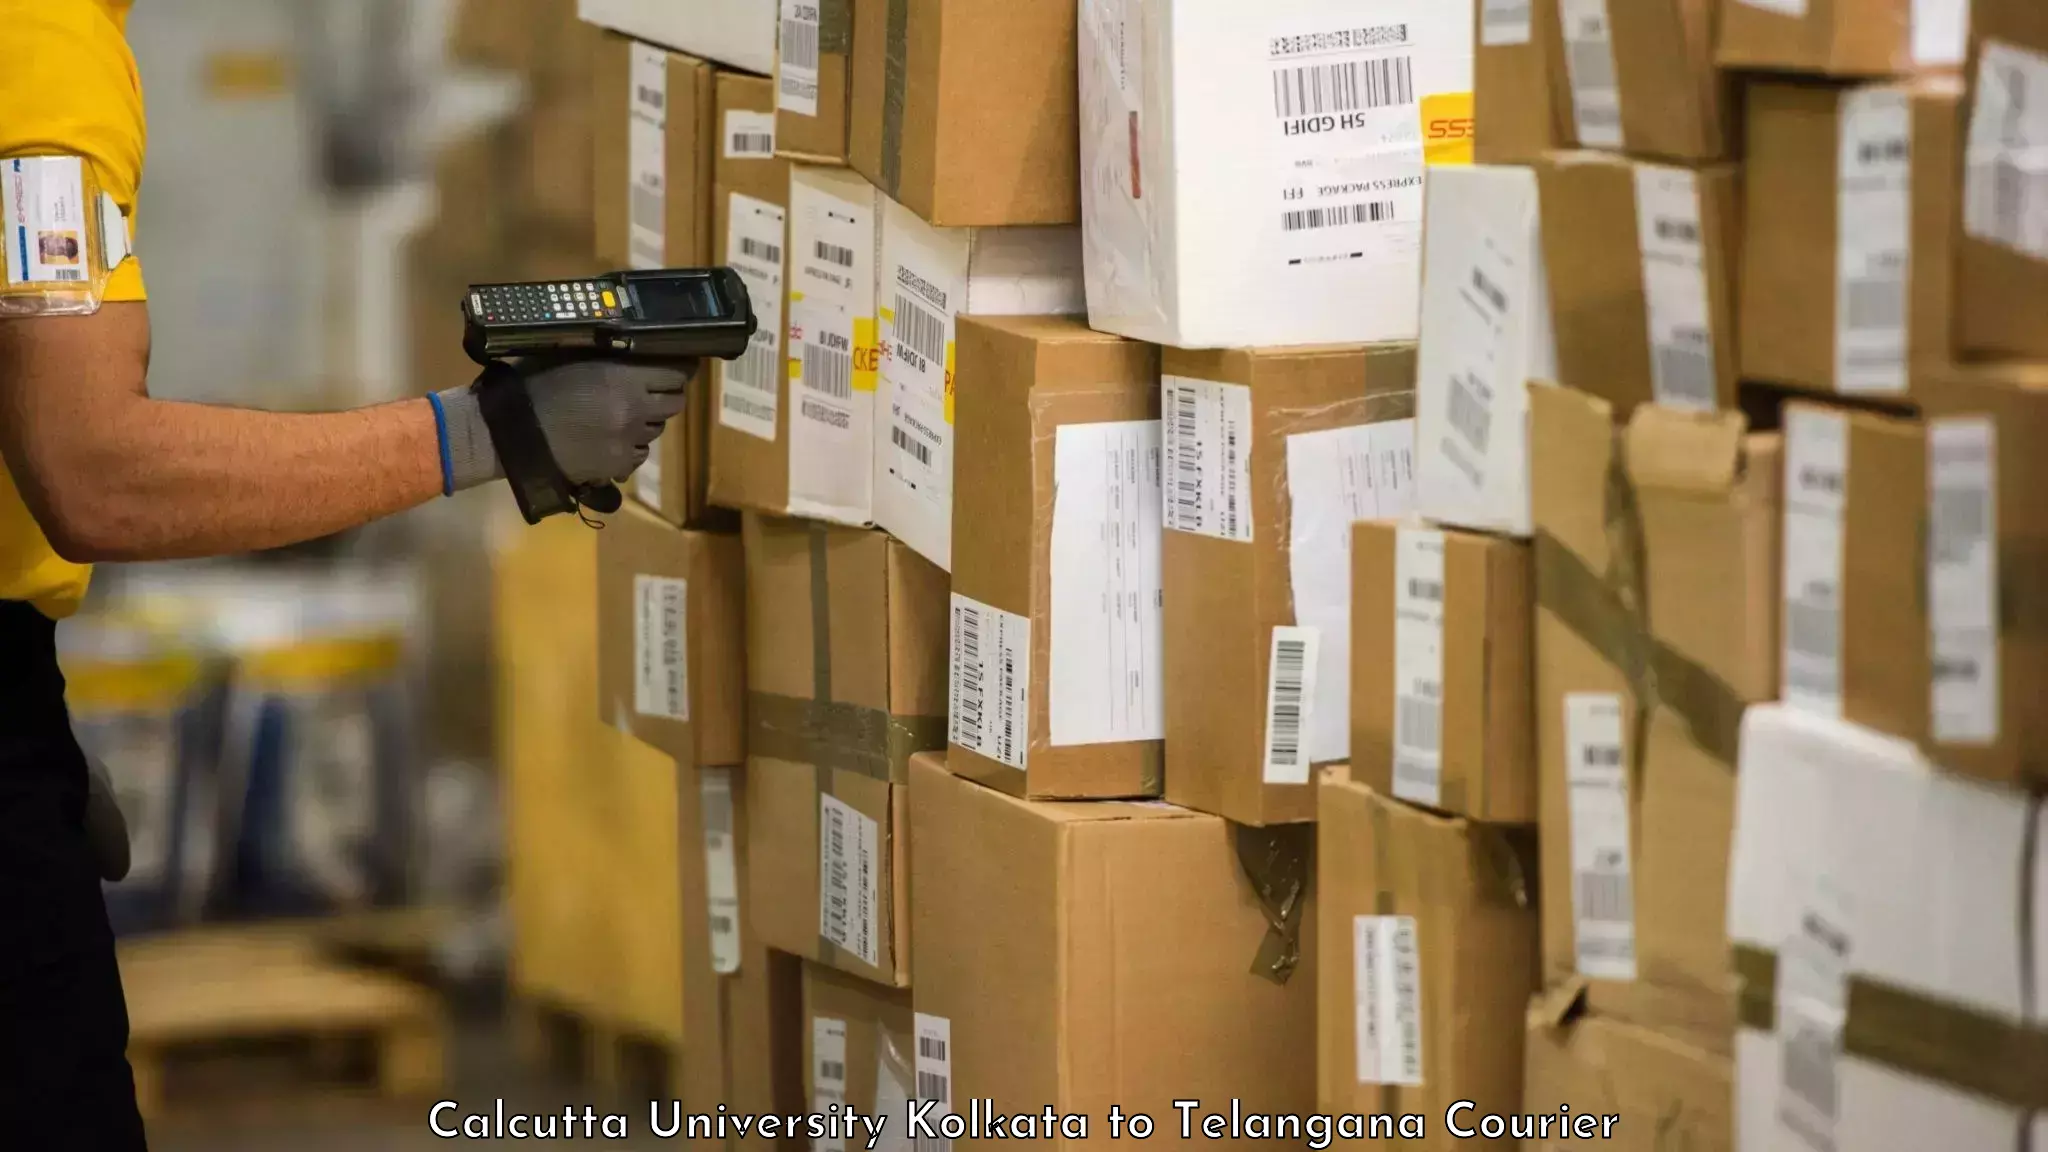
451;0;583;76
847;0;1078;226
1317;772;1539;1150
1779;402;1928;746
1739;78;1962;399
1414;164;1555;539
1351;521;1534;823
945;316;1162;800
1161;345;1419;827
521;23;605;231
1475;0;1571;165
592;35;716;272
912;755;1318;1134
1079;0;1474;348
776;0;854;163
1530;382;1780;1051
709;76;794;514
741;514;949;788
1554;0;1734;161
747;756;909;988
1956;27;2048;359
1520;992;1731;1151
594;502;747;767
800;961;914;1137
577;0;777;75
1535;152;1741;419
874;199;1085;572
1727;704;2047;1152
1716;0;1967;77
1916;365;2048;790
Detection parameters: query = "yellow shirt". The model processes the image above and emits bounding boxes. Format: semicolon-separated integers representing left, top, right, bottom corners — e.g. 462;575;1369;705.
0;0;146;618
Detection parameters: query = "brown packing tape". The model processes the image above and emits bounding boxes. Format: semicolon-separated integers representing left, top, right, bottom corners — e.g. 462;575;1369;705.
749;693;948;781
1731;944;2048;1110
1232;823;1310;986
878;0;909;198
818;0;852;55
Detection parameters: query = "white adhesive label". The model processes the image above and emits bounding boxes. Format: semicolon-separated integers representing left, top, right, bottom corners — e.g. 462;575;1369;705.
635;431;666;513
1481;0;1533;47
1910;0;1968;69
1049;421;1165;748
1836;88;1913;396
633;575;689;721
1261;626;1322;785
1783;410;1849;719
1775;880;1852;1152
1565;692;1637;981
1634;165;1719;412
628;44;669;270
819;793;880;969
726;109;777;159
720;193;786;442
1559;0;1623;150
1265;18;1428;269
877;208;970;570
1285;420;1419;765
779;0;823;117
1;156;92;286
1737;0;1807;15
703;769;742;975
1162;376;1254;542
813;1016;849;1152
948;594;1030;770
1391;528;1447;808
1964;42;2048;263
787;181;875;523
913;1015;954;1152
1353;915;1424;1087
1928;418;1999;745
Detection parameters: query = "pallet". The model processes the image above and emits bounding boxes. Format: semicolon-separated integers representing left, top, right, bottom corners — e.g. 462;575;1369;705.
511;995;683;1104
118;928;448;1118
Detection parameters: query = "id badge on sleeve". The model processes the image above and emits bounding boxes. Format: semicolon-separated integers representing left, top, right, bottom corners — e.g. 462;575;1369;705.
1;156;132;317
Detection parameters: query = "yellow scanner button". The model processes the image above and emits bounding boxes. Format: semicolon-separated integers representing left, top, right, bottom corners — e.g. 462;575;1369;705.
601;290;617;308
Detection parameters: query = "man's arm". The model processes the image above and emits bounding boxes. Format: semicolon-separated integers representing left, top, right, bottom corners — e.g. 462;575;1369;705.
0;303;443;562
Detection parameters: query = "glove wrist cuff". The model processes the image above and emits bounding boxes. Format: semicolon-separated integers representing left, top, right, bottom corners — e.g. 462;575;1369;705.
434;384;502;491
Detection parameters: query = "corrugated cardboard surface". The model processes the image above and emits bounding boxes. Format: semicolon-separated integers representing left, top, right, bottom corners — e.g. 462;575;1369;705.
910;755;1317;1136
1316;773;1538;1151
846;0;1078;226
1529;383;1780;1051
1738;78;1962;395
577;0;778;74
592;35;716;270
800;961;914;1127
777;0;854;163
1521;995;1730;1151
747;756;910;987
1161;345;1417;827
1716;0;1912;75
741;515;949;785
1474;0;1570;164
1536;152;1741;419
1352;521;1534;824
1582;0;1734;162
948;315;1161;799
594;503;747;766
710;77;797;519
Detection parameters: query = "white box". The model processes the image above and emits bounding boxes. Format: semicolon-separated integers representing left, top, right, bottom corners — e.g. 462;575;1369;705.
578;0;776;75
875;197;1084;572
1078;0;1473;349
1728;705;2045;1152
786;164;882;526
1414;164;1552;539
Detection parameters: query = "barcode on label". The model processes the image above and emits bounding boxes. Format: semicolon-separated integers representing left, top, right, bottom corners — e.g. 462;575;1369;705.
657;582;685;715
803;342;853;399
740;236;782;264
782;19;819;69
916;1070;948;1100
1389;920;1422;1086
1396;694;1441;753
1447;371;1493;454
632;184;664;237
51;268;84;282
1654;217;1699;245
1169;387;1203;526
729;341;777;389
1574;868;1633;925
892;424;933;466
704;784;733;836
1842;278;1903;333
710;914;734;934
821;805;851;943
1281;201;1395;231
893;292;947;365
1932;489;1988;557
1780;1025;1841;1152
918;1035;947;1062
731;131;774;156
1581;742;1622;768
951;602;986;748
1569;41;1617;98
1786;602;1840;665
1406;578;1442;603
1272;57;1414;119
636;84;665;113
815;239;855;268
1265;638;1308;769
1655;341;1717;409
822;1060;846;1083
1471;267;1509;314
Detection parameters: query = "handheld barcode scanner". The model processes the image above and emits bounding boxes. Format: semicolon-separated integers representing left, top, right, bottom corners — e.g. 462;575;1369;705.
460;267;756;524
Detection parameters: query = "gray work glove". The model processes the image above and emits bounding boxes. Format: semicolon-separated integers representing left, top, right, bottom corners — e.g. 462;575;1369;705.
434;357;698;491
82;752;131;884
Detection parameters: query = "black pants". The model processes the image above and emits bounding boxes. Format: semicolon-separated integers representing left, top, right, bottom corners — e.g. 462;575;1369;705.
0;600;149;1149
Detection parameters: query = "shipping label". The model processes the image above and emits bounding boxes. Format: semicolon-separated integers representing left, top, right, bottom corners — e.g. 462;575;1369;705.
633;575;689;721
787;182;875;522
1436;235;1519;498
1928;417;1999;745
1564;692;1637;981
628;44;669;270
703;769;742;974
1161;376;1254;542
1481;0;1533;47
720;193;787;441
877;214;971;568
818;793;880;969
1775;879;1852;1152
813;1016;850;1152
913;1014;954;1152
1558;0;1623;149
1964;41;2048;263
1836;87;1913;396
1353;915;1424;1087
1634;165;1719;412
1391;528;1447;808
1782;409;1849;719
1261;625;1322;785
1048;421;1165;748
779;0;822;117
948;594;1030;771
725;109;776;159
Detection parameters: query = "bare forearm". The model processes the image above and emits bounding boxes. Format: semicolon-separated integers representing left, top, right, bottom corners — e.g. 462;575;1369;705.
47;395;445;561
